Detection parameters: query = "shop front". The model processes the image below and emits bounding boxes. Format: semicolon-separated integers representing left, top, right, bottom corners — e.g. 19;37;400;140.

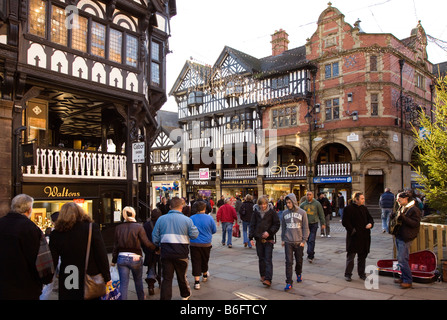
22;183;126;250
221;179;258;200
264;181;306;203
151;179;182;208
313;176;352;210
186;180;216;203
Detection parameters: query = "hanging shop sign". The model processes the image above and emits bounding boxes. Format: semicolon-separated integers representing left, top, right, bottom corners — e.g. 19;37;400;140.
132;142;145;164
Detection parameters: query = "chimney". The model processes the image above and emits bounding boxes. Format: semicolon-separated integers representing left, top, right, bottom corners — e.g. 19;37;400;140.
271;29;289;56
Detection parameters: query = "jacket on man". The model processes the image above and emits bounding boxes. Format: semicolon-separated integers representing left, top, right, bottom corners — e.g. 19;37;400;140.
379;191;395;209
152;210;198;259
249;203;280;242
281;193;309;245
391;200;421;242
0;212;43;300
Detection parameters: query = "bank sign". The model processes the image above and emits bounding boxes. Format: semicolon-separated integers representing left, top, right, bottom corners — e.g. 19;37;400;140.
313;176;352;184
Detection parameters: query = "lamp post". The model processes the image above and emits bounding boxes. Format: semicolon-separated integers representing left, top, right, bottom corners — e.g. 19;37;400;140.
399;59;405;190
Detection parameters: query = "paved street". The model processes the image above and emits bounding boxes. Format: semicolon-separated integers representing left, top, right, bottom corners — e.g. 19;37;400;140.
120;217;447;301
46;216;447;301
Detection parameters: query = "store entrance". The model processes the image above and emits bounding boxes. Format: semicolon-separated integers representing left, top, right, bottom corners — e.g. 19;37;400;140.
100;190;124;250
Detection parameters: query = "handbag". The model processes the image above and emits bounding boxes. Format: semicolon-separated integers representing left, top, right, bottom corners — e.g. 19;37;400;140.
232;222;241;238
36;233;54;285
84;223;106;300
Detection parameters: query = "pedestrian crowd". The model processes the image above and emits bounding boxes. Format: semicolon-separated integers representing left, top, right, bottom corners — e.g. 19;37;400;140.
0;187;425;299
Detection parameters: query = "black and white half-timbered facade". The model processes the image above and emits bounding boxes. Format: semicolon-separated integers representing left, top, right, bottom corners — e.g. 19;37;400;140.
170;44;314;201
0;0;176;248
149;110;182;206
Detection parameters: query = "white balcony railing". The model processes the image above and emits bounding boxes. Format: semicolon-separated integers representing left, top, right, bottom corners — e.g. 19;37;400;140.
22;147;127;180
316;162;351;176
264;165;307;179
223;168;258;179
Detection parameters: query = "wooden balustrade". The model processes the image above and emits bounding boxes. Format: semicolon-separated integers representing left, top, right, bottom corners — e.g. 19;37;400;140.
22;147;127;180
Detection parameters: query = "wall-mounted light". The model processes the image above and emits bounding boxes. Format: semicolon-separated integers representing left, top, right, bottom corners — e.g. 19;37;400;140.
352;111;359;121
314;103;320;113
347;92;353;102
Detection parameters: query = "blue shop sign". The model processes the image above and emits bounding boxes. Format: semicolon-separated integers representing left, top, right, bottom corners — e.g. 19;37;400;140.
313;176;352;184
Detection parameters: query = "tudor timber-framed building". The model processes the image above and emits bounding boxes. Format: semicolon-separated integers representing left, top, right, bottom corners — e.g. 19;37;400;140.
170;3;437;209
0;0;176;248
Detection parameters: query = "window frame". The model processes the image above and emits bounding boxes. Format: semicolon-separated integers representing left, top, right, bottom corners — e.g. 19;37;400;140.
271;106;298;129
27;1;140;69
150;37;164;87
325;98;340;121
324;62;339;79
371;93;379;116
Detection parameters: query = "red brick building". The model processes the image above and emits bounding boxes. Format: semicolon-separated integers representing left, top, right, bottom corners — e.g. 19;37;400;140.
170;3;439;210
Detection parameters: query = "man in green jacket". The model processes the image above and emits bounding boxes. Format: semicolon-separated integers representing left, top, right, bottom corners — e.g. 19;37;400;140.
300;191;325;263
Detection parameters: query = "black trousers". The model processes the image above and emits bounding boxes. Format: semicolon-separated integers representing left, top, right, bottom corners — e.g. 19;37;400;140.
160;257;190;300
190;246;212;277
344;251;367;277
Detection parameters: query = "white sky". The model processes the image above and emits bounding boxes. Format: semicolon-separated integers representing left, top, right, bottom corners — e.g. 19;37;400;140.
162;0;447;112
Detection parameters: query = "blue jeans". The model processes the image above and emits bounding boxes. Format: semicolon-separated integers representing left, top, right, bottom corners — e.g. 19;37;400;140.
117;254;145;300
221;222;233;246
381;208;392;232
307;223;319;259
339;208;344;220
395;238;413;284
284;242;304;284
242;221;252;247
256;240;274;281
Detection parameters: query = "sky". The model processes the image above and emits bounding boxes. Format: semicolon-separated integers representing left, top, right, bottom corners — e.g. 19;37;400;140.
162;0;447;112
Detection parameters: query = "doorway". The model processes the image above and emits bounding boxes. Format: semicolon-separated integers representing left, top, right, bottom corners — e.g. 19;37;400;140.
365;174;384;205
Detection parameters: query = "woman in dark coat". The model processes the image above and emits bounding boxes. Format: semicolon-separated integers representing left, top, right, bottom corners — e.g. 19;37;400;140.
50;202;111;300
342;192;374;281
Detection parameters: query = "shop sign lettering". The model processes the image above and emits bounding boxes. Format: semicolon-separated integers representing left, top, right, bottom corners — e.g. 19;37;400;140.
44;186;81;198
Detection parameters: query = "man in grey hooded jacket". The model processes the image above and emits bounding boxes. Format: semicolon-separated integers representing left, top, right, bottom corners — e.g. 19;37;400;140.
281;193;309;291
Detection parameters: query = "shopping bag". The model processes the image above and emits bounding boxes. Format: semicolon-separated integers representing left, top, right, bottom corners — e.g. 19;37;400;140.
101;284;122;300
36;233;54;285
110;266;120;288
232;223;241;238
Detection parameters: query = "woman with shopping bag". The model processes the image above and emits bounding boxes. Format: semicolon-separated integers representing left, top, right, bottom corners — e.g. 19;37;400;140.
216;198;238;248
111;206;156;300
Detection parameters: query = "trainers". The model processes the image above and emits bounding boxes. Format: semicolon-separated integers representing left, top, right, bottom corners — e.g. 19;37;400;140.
194;281;200;290
327;235;331;238
284;283;292;291
296;274;302;283
321;234;325;237
202;272;209;282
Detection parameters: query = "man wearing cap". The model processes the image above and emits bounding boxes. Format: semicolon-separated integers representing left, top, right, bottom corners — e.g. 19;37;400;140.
390;191;421;289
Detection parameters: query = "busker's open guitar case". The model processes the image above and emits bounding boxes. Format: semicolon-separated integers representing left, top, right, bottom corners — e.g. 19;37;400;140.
377;250;439;283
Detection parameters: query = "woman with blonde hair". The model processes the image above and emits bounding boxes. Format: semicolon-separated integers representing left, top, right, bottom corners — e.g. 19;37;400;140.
111;206;156;300
49;202;111;300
